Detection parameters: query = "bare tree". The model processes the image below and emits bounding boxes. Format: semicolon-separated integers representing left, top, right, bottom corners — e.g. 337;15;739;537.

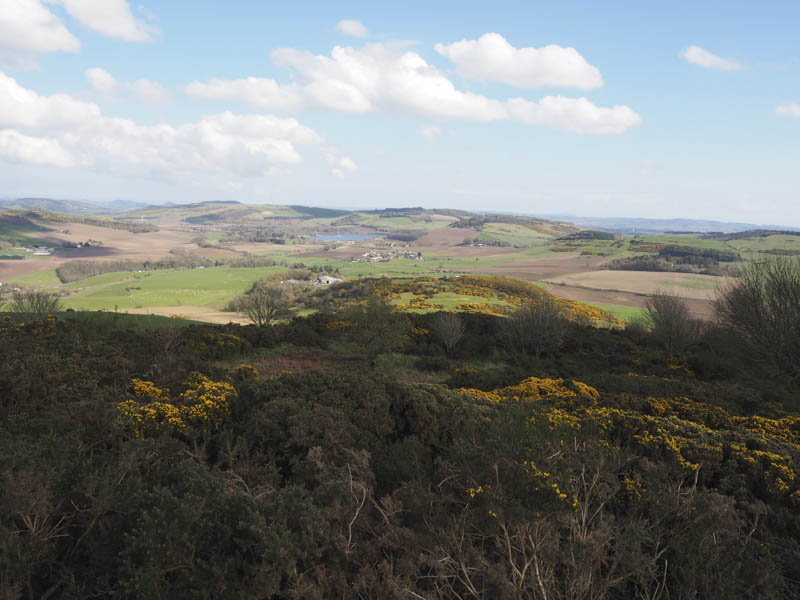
429;312;465;355
498;296;569;359
714;257;800;378
8;289;61;317
230;279;293;325
644;291;697;354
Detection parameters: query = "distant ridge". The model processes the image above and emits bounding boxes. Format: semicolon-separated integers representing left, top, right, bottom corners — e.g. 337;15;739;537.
532;215;800;234
0;197;148;215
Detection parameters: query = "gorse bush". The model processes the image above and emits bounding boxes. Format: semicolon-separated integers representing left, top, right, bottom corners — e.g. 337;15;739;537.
2;298;800;598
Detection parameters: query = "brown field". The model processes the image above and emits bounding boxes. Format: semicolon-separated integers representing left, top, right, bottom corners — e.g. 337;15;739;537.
123;306;251;324
413;227;480;246
31;223;196;257
461;253;612;279
542;284;715;320
543;270;727;300
1;222;239;280
226;242;319;255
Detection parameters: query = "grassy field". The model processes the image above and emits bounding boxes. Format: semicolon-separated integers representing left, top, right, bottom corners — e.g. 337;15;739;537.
476;223;554;247
586;303;646;321
62;266;284;311
394;291;514;313
4;269;63;287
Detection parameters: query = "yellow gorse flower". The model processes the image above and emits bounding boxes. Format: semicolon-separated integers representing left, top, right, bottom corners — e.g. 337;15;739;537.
118;374;236;437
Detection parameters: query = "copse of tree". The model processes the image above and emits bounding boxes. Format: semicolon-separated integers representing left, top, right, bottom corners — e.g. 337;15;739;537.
55;254;283;283
658;245;740;262
559;230;616;241
714;256;800;379
643;291;698;354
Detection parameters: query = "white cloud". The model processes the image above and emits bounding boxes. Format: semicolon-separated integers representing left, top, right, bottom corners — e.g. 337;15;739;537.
131;78;172;105
776;103;800;118
325;147;358;178
85;67;117;93
0;129;75;166
185;77;303;112
85;67;172;105
506;96;641;134
186;43;640;134
217;180;244;193
46;0;156;42
420;125;442;139
0;0;80;67
434;33;603;90
0;71;354;179
335;19;368;38
681;45;742;71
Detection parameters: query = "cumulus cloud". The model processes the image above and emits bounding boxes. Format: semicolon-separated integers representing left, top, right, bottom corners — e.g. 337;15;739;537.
420;125;442;139
130;78;172;105
186;43;640;134
0;71;356;179
0;129;75;167
85;67;117;93
681;45;742;71
0;0;156;66
335;19;368;38
325;147;358;178
47;0;156;42
85;67;172;105
434;33;603;90
506;96;641;134
776;103;800;118
186;77;303;112
0;0;80;67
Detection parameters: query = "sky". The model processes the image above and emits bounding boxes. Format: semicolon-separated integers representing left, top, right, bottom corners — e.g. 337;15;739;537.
1;0;799;225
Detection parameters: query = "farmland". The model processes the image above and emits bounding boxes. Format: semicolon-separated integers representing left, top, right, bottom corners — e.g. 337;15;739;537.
2;201;799;322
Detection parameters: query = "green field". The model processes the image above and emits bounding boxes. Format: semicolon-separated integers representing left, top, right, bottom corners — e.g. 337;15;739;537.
476;222;554;247
394;291;513;313
62;266;284;310
585;303;646;322
5;269;62;287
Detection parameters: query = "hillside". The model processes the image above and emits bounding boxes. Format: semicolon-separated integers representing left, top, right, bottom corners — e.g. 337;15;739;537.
1;295;799;597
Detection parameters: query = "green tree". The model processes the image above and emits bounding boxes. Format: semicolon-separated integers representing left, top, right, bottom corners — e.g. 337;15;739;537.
229;279;293;325
644;291;698;354
348;293;407;366
714;256;800;378
498;297;569;359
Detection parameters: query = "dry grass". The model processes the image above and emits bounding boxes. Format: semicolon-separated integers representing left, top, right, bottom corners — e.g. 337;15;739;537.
544;270;727;300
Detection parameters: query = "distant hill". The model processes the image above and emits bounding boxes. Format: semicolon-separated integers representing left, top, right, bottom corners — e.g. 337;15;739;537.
536;215;800;234
0;197;148;215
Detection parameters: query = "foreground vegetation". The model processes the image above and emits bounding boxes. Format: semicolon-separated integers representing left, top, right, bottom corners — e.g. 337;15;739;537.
2;265;800;598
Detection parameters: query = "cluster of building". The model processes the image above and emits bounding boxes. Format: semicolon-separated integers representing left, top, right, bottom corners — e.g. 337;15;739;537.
354;250;423;263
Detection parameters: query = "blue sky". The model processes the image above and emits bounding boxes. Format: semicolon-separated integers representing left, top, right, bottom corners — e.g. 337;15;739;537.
1;0;799;225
